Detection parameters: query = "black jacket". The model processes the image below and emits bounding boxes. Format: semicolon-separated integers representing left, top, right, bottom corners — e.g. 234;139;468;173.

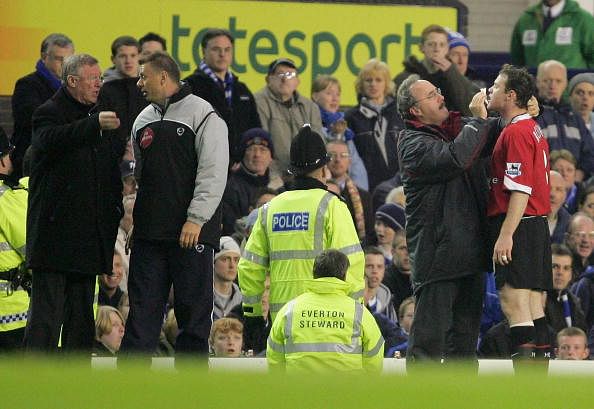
545;289;588;334
11;71;58;179
345;98;403;192
221;164;270;236
383;264;413;311
96;77;148;147
27;86;123;275
398;113;501;291
184;70;261;163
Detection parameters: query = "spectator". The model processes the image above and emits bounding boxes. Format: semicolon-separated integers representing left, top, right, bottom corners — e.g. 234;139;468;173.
578;186;594;219
120;160;136;196
549;170;571;243
565;212;594;280
209;317;244;358
373;203;405;265
114;194;134;291
383;230;413;312
536;61;594;179
267;250;384;373
326;140;374;241
98;251;126;309
556;327;590;360
384;296;416;358
185;29;261;165
394;25;478;116
446;29;487;89
121;52;228;356
550;149;582;213
139;32;166;59
311;75;368;189
568;73;594;140
24;54;122;353
511;0;594;69
213;237;243;321
371;173;402;213
11;33;74;180
545;244;587;333
254;58;323;174
363;246;398;323
345;59;403;192
93;306;125;356
97;36;146;163
103;36;140;83
221;128;281;235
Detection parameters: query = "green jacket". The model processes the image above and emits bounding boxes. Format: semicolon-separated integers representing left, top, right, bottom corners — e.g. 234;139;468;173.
267;277;384;373
511;0;594;69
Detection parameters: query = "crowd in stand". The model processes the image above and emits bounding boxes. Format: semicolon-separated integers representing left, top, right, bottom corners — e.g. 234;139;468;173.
1;0;594;368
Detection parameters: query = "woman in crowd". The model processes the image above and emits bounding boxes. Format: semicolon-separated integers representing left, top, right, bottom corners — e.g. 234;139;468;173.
311;75;368;190
345;59;403;192
93;305;125;356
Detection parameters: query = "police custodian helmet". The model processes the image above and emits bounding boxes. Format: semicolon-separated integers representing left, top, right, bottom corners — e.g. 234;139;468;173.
287;125;330;176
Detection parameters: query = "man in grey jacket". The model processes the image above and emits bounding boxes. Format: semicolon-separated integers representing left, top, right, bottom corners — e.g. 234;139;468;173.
120;52;228;356
254;58;323;174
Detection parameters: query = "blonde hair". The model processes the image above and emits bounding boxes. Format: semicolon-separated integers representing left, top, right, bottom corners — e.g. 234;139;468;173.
311;74;341;95
355;59;395;98
95;305;125;339
550;149;577;167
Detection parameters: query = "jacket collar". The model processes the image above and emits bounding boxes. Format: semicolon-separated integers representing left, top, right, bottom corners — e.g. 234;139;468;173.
291;176;328;191
305;277;352;295
152;82;192;114
404;111;462;142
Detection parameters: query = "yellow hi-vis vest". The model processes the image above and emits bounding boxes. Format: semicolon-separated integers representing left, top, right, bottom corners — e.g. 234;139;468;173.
238;188;365;322
0;181;29;332
266;277;384;373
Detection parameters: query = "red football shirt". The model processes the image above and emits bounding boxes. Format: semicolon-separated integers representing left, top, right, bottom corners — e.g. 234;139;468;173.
488;113;551;217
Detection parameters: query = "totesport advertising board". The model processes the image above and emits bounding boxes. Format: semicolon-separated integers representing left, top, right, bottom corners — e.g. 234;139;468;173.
1;1;458;104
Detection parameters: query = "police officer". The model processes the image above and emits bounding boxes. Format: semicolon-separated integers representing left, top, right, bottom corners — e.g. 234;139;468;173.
267;250;383;373
238;125;365;323
0;127;30;350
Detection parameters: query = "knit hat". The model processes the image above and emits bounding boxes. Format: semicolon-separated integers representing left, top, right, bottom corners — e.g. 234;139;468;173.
288;125;330;176
267;58;296;75
240;128;274;159
215;236;241;261
0;127;13;158
447;30;470;51
375;203;406;232
568;73;594;95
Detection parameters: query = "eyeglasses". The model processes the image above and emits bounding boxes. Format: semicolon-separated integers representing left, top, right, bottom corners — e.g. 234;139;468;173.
414;87;441;105
275;71;297;80
328;152;351;160
71;75;103;84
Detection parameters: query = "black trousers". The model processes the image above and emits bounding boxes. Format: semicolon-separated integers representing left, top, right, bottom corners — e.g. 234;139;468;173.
120;239;213;355
406;273;485;367
24;270;96;352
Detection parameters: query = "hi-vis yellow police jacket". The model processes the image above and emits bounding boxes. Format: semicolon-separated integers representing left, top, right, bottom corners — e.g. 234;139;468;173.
0;180;29;332
266;277;384;373
238;188;365;322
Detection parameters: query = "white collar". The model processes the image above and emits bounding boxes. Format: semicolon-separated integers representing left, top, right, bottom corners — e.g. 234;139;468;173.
543;0;565;18
510;113;532;124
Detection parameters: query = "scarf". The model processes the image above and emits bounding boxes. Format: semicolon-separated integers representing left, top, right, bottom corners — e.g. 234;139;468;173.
319;107;355;141
199;60;234;106
35;59;62;91
344;176;366;240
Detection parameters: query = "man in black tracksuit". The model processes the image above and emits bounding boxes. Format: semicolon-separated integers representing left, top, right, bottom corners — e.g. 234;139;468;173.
120;52;228;355
396;75;502;368
184;28;260;165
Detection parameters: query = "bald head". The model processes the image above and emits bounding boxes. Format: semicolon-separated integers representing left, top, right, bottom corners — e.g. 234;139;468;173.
537;60;567;102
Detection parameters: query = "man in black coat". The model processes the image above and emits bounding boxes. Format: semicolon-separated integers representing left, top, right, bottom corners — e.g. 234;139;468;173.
396;74;500;368
24;54;123;353
11;33;74;180
184;28;261;165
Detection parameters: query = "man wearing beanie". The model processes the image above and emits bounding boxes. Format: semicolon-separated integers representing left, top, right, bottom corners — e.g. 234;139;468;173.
374;203;406;265
213;236;243;321
446;29;486;89
221;128;283;235
239;125;365;325
568;73;594;139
